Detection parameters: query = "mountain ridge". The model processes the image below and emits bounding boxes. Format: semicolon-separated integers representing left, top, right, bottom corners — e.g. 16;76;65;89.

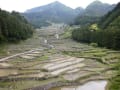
23;0;116;28
25;1;76;13
84;0;116;16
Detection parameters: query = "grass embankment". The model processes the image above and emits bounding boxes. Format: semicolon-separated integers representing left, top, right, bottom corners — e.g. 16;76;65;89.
106;63;120;90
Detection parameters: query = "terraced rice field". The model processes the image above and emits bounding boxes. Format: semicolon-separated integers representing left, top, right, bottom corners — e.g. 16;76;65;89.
0;25;119;90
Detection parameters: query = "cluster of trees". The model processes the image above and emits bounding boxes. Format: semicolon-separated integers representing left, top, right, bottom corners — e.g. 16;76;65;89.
72;2;120;50
0;9;33;43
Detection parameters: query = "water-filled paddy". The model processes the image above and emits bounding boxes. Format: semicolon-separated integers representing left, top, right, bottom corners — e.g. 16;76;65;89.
50;81;107;90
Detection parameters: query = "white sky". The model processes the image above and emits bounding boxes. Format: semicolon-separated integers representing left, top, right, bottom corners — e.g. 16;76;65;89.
0;0;119;12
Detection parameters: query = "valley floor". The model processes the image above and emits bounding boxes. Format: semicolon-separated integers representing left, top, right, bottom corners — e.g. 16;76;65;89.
0;24;119;90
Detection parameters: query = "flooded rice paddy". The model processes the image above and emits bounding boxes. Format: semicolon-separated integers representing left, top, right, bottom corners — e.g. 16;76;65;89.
50;80;107;90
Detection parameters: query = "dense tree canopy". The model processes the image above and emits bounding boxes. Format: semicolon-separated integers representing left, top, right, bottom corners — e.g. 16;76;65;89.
0;9;33;43
72;2;120;50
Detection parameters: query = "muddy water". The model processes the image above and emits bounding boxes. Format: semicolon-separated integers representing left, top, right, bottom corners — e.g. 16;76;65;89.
50;81;107;90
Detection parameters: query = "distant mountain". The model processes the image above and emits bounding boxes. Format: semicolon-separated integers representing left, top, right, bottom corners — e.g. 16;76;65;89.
22;0;116;28
99;2;120;29
26;1;75;13
73;0;116;25
23;1;83;28
23;1;85;28
84;0;116;16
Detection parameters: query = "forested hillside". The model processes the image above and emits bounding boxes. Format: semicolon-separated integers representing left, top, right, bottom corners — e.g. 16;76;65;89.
72;2;120;50
0;9;33;43
99;3;120;29
72;4;120;89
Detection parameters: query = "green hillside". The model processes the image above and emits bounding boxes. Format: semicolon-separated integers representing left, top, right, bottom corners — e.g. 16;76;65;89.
0;9;33;43
72;2;120;49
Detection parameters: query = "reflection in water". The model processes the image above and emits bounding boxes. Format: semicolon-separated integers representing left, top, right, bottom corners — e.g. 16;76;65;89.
50;81;107;90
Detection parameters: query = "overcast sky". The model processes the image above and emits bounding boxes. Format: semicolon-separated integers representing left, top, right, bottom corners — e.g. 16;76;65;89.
0;0;119;12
